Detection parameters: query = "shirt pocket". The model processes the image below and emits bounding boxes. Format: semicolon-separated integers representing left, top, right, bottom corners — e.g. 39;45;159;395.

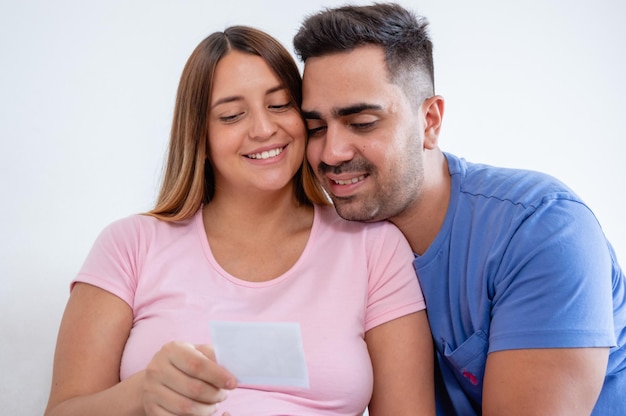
442;330;488;403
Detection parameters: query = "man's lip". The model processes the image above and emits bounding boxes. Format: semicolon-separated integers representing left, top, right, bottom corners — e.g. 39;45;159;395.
330;174;367;186
325;173;368;197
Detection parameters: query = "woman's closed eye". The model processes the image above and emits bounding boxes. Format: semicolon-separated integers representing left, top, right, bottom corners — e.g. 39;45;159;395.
268;102;292;111
219;112;244;123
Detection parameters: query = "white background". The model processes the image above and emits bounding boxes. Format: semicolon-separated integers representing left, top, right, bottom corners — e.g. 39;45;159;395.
1;0;624;414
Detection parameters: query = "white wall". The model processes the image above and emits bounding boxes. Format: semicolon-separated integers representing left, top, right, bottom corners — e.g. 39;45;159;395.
1;0;624;414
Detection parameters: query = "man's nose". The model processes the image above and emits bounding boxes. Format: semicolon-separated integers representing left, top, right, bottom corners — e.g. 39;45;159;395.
319;124;355;166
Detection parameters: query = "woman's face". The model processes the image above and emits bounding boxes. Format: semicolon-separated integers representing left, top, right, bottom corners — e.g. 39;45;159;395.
207;50;305;197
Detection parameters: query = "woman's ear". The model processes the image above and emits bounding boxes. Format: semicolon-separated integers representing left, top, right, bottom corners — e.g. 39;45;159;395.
422;95;444;149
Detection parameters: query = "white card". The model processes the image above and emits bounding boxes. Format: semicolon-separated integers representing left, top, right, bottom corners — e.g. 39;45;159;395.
209;321;309;388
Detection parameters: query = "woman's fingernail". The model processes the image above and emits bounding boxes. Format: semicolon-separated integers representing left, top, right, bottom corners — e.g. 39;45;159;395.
225;378;236;389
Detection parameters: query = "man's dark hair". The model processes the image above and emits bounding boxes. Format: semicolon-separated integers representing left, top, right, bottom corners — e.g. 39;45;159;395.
294;2;435;101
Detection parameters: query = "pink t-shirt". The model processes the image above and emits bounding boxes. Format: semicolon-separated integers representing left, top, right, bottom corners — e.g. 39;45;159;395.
74;204;425;415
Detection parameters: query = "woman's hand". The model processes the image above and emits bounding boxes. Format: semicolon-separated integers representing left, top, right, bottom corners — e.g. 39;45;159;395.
143;341;238;415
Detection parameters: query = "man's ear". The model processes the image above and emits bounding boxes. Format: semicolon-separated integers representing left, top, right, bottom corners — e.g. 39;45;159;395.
422;95;444;149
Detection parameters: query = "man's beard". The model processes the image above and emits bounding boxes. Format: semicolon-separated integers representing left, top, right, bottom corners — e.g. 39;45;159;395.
318;157;421;223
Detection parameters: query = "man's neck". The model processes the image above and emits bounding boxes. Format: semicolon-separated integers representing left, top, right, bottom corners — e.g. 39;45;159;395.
390;151;450;256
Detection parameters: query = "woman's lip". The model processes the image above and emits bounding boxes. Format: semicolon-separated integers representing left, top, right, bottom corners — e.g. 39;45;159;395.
244;144;287;160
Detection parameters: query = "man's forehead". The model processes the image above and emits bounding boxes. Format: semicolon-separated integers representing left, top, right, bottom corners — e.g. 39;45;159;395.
304;49;385;80
301;52;390;113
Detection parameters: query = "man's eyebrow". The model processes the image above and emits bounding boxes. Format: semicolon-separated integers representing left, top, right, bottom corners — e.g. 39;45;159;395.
301;103;383;120
301;110;321;120
336;103;382;117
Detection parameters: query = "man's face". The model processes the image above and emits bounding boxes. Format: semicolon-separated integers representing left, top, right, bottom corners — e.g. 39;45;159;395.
302;45;425;222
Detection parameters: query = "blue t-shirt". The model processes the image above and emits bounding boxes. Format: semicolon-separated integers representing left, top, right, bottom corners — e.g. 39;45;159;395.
415;152;626;415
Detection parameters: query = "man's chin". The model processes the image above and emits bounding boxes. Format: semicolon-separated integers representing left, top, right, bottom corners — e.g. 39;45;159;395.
331;198;382;223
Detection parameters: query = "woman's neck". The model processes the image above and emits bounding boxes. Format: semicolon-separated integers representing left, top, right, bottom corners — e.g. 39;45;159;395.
202;187;315;282
205;186;306;231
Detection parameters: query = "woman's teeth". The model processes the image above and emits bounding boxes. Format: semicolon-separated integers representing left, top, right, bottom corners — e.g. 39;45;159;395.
247;147;283;160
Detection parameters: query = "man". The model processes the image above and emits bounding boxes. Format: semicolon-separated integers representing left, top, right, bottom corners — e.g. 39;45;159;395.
294;3;626;415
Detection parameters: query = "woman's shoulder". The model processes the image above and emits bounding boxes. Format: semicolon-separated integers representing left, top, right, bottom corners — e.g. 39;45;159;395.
97;211;198;244
314;204;405;240
99;212;157;234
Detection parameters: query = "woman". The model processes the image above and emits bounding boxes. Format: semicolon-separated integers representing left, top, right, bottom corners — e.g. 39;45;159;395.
44;26;435;416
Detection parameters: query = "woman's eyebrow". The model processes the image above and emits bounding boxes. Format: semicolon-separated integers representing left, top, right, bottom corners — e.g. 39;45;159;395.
211;85;286;110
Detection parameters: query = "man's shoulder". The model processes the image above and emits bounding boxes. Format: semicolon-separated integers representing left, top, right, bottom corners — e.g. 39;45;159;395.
447;153;581;209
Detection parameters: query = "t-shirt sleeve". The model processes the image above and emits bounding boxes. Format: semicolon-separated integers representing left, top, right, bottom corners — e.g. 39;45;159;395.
489;197;617;351
72;215;143;308
364;222;426;332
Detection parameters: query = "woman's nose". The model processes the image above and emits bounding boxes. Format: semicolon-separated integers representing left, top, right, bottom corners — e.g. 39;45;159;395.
248;110;277;140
